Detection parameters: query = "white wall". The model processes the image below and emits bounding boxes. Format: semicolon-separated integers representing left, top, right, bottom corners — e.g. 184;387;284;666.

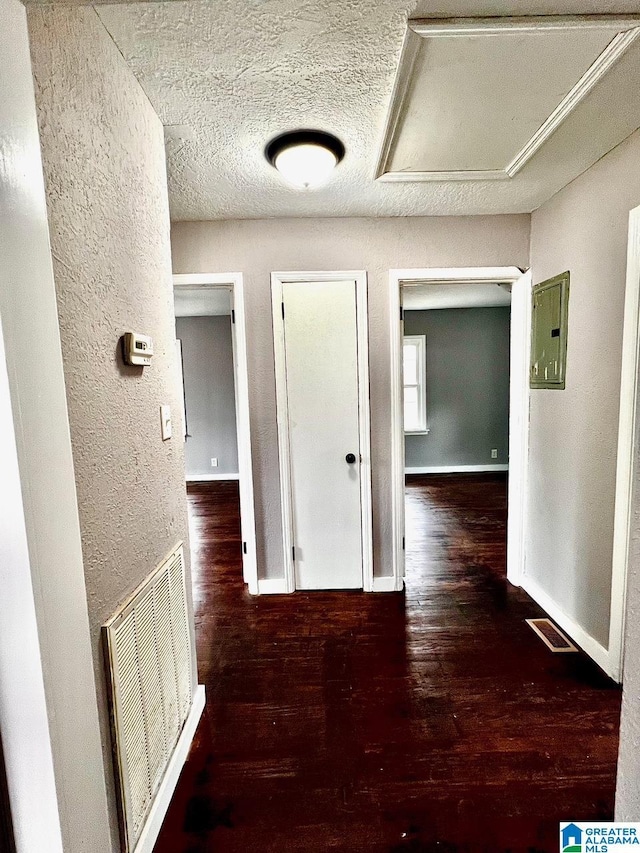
172;215;530;580
27;7;193;848
0;1;111;850
528;128;640;655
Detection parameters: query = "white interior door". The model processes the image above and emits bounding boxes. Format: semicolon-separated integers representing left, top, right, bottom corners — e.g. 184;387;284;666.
281;279;363;589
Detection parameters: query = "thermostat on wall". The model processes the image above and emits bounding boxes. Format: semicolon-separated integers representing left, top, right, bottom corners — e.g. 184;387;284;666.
122;332;153;366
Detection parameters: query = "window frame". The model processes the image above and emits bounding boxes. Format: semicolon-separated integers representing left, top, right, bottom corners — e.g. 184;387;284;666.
403;334;428;434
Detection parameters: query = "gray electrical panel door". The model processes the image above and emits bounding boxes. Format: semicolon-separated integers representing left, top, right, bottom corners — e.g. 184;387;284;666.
530;271;569;389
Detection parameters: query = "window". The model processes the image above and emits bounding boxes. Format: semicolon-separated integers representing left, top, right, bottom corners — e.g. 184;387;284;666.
403;334;427;433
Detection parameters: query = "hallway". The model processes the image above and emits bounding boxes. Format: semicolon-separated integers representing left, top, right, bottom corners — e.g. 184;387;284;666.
153;476;621;853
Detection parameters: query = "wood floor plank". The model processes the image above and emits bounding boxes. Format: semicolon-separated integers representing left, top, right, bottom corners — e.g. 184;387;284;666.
153;473;621;853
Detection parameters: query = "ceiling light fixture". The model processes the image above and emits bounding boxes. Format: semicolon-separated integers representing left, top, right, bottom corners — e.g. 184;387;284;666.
265;130;345;190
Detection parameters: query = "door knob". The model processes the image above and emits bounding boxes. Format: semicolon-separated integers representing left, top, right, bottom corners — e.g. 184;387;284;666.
345;453;356;464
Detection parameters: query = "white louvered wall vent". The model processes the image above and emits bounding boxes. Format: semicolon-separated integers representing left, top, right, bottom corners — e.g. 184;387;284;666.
104;543;193;853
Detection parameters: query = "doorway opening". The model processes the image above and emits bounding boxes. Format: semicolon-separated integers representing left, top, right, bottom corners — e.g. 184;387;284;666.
402;281;513;593
389;267;532;592
173;274;258;594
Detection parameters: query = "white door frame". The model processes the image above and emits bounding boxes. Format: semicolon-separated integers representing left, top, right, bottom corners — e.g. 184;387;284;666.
271;271;374;593
389;266;531;590
173;273;258;595
609;205;640;683
0;312;66;853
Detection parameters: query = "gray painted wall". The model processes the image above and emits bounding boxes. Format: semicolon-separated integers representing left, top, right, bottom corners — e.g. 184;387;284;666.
529;127;640;659
171;215;530;580
176;315;239;478
404;307;510;469
28;8;193;849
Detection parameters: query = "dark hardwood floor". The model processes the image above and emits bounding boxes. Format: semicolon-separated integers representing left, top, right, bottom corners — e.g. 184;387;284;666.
0;736;15;853
153;473;621;853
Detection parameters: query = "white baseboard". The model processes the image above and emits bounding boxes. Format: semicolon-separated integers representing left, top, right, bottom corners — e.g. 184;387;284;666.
405;464;509;474
372;576;403;592
133;684;206;853
257;578;291;595
521;575;613;679
185;473;239;482
257;577;402;594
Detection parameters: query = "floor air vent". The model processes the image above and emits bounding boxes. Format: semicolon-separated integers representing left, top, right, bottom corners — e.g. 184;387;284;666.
104;543;193;853
526;618;578;653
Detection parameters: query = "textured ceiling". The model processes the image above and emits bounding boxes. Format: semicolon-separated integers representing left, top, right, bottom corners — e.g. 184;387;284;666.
92;1;640;220
403;282;511;310
174;286;231;317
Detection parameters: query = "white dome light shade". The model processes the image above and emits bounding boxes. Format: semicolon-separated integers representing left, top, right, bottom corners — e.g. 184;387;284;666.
266;131;345;190
274;143;338;189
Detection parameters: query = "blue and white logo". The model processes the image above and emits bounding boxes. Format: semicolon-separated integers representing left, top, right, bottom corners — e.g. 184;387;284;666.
560;823;640;852
562;823;583;852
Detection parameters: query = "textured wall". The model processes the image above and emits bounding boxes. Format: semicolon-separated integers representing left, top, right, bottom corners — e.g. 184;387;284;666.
28;7;192;849
529;128;640;651
171;215;530;580
0;1;111;850
404;307;510;469
176;315;239;478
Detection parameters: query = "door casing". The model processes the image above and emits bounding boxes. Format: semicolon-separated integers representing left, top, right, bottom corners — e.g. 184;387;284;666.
608;203;640;683
271;271;374;594
173;273;259;594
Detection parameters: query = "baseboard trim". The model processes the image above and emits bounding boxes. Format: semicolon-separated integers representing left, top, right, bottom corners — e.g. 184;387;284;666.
133;684;206;853
371;576;403;592
256;577;402;594
257;578;291;595
186;473;240;482
405;464;509;474
521;575;613;679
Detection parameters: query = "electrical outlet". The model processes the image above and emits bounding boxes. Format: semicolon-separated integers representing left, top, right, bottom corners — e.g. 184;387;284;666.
210;457;218;468
491;449;498;459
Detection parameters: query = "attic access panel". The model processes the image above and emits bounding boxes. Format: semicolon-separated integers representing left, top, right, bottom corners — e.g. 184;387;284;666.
376;16;640;183
530;272;569;390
